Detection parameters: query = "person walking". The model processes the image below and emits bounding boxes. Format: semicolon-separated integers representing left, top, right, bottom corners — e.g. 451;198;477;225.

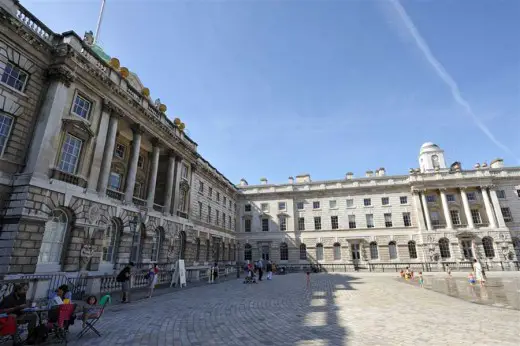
473;259;486;286
117;262;134;303
266;260;273;280
147;263;159;298
257;259;264;281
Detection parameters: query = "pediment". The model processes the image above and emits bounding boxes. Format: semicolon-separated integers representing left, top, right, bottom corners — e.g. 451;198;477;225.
62;118;94;138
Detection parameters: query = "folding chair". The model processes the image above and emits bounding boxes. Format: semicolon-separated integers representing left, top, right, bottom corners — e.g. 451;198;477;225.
77;294;111;339
47;304;76;344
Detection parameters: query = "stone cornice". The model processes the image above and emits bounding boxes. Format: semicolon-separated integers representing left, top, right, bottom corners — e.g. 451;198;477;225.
46;65;74;87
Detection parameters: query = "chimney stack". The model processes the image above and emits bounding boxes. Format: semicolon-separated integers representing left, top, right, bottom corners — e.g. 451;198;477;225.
239;178;248;187
345;172;354;180
365;170;373;178
288;176;294;184
260;177;268;185
490;158;504;169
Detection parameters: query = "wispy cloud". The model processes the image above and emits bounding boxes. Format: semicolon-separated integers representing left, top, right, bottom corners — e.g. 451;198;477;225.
387;0;520;163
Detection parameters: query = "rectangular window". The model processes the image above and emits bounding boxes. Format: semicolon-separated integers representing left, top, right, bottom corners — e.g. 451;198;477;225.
298;217;305;231
71;93;92;119
198;202;203;219
137;155;144;169
426;195;436;203
216;210;220;225
279;216;287;231
447;194;456;202
278;202;286;211
431;211;440;226
363;198;371;206
348;215;356;229
501;207;513;222
207;206;212;223
181;163;189;180
331;216;339;229
223;196;227;205
466;192;476;201
262;218;269;232
471;209;481;224
297;202;304;210
328;200;337;209
313;201;320;209
230;201;233;209
216;192;220;202
366;214;374;228
346;199;354;208
199;181;204;193
381;197;389;206
0;113;14;156
402;212;411;227
0;61;28;92
208;187;213;199
58;133;82;174
496;190;506;199
229;215;232;229
114;143;126;159
222;212;226;228
400;196;408;204
244;204;251;212
314;216;321;230
450;210;460;225
108;172;122;190
384;213;392;227
261;203;269;212
244;219;251;232
133;182;142;198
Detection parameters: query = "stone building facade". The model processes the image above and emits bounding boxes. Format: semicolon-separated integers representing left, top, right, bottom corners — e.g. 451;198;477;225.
236;143;520;266
0;1;238;275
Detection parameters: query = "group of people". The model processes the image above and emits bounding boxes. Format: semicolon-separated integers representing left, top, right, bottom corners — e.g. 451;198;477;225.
244;259;277;282
0;283;102;344
116;262;160;302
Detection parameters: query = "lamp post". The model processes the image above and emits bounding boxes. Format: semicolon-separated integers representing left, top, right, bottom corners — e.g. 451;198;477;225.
129;215;139;263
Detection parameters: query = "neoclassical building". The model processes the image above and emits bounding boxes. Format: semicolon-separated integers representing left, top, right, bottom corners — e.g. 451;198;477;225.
236;143;520;266
0;1;238;275
0;1;519;277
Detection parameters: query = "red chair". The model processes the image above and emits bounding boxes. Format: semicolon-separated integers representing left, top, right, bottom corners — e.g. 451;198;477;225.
47;304;76;344
0;314;18;344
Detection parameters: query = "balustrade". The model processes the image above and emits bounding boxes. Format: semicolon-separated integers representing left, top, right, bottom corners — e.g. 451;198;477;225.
16;4;54;42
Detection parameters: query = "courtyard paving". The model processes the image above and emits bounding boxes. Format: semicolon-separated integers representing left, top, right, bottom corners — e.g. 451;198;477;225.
69;273;520;346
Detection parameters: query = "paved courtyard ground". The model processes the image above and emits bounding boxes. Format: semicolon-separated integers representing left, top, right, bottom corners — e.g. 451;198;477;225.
69;273;520;346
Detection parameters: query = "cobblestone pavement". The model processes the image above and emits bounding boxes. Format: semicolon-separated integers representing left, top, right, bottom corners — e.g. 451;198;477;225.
68;273;520;346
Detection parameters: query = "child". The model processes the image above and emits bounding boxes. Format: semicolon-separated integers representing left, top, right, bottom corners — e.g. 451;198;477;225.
418;272;424;287
399;270;404;278
468;272;476;285
81;296;100;328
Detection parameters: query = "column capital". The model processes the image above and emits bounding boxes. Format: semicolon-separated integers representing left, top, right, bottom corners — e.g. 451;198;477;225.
47;65;74;87
150;137;162;148
130;123;145;135
102;99;124;115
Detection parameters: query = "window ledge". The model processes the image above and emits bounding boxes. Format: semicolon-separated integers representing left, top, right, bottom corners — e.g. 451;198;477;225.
50;168;87;188
0;82;27;98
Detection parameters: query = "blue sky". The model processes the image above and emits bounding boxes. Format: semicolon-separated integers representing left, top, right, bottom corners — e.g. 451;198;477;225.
24;0;519;184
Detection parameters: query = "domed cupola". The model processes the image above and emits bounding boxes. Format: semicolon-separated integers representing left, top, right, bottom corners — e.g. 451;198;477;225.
419;142;447;173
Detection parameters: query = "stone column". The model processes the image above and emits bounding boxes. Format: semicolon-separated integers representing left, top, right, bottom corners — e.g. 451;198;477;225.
439;189;453;229
87;104;111;192
489;188;507;228
163;153;176;215
172;158;183;214
420;191;432;231
124;125;143;204
460;188;475;229
97;113;119;195
481;187;497;229
412;191;426;231
146;141;161;209
24;66;74;178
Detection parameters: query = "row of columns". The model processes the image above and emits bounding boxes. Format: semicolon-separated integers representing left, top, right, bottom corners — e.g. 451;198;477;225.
414;186;506;231
86;102;187;215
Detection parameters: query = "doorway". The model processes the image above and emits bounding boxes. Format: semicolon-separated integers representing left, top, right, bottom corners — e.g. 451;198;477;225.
351;243;361;260
261;245;270;261
461;240;473;259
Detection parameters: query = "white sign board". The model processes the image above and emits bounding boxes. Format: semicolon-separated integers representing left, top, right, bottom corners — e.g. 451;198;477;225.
170;260;187;288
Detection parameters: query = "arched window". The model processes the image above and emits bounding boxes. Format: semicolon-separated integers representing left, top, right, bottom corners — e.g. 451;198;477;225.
439;238;450;259
195;238;201;261
369;242;378;260
299;244;307;260
244;243;252;261
280;242;288;261
408;241;418;259
39;210;69;265
179;231;187;259
513;238;520;259
150;228;161;262
205;239;210;262
102;220;119;263
316;243;324;261
333;243;341;260
482;237;495;258
130;223;145;263
388;241;398;260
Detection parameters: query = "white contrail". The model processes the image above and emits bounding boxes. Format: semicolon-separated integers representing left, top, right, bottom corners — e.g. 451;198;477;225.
389;0;519;162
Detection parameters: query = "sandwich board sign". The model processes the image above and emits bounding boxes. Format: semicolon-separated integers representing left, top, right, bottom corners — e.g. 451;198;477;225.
170;259;187;288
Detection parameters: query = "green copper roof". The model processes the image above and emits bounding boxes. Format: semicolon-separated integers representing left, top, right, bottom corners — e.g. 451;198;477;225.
91;44;110;62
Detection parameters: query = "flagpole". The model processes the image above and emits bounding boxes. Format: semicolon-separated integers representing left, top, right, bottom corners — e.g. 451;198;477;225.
94;0;106;44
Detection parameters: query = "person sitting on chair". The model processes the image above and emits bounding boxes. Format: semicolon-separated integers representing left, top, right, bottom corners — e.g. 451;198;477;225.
0;283;37;332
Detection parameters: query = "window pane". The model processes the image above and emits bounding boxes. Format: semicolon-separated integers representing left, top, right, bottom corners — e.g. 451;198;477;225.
58;134;82;174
